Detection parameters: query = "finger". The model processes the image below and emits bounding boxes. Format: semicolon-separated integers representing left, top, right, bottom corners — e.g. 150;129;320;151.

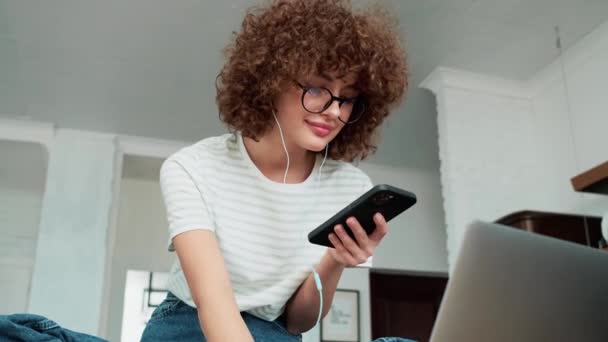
334;225;369;263
369;213;389;242
328;233;357;265
334;225;360;252
345;217;373;256
346;217;370;246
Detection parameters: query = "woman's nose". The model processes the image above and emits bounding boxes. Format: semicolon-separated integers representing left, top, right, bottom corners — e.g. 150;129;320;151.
323;99;342;120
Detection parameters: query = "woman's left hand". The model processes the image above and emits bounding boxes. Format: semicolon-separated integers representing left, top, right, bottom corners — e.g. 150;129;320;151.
327;213;388;267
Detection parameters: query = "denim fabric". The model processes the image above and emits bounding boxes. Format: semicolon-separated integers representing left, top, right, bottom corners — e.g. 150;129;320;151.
140;292;302;342
141;292;417;342
0;313;107;342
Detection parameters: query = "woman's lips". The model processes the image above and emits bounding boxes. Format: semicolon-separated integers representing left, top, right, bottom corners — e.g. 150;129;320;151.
306;121;332;137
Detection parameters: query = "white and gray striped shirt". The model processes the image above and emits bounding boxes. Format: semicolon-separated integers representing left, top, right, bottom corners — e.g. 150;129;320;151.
160;132;372;321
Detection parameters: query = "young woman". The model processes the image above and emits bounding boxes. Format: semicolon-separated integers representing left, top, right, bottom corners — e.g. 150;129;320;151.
141;0;408;341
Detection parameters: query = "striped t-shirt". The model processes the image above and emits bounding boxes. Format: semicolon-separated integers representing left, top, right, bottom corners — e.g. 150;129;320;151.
160;132;373;321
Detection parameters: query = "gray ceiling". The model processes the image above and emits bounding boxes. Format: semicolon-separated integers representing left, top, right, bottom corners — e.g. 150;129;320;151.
1;0;607;169
394;0;608;82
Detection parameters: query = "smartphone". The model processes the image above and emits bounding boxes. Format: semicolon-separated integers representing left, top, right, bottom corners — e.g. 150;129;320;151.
308;184;417;248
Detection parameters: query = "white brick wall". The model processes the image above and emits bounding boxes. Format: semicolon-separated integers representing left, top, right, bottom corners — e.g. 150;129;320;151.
422;18;608;271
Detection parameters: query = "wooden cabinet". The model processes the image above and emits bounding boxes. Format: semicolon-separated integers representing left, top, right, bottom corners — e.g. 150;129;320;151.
495;210;603;248
370;270;448;342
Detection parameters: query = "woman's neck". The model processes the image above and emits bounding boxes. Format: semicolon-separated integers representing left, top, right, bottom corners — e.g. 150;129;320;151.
242;129;316;184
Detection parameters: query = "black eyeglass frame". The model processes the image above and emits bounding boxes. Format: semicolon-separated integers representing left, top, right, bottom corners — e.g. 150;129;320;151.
295;82;365;124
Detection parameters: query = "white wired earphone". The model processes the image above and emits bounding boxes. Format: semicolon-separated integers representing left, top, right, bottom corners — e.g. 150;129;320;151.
273;111;328;184
272;111;326;329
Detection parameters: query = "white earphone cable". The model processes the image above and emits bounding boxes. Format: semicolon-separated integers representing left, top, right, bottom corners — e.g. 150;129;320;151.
272;112;290;184
318;144;328;185
272;110;324;329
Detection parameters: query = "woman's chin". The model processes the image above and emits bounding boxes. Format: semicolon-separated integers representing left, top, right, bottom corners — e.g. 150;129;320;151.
301;132;334;152
305;141;329;153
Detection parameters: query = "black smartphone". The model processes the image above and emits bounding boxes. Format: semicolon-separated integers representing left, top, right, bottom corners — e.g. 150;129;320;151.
308;184;417;248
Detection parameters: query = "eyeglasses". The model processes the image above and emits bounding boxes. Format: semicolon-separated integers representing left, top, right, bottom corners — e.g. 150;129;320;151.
296;82;365;124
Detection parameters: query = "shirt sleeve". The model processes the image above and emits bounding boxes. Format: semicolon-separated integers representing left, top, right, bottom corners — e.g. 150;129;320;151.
361;175;374;193
159;156;214;251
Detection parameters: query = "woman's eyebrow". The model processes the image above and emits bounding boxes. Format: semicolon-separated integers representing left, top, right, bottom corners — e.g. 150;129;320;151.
319;71;352;82
317;72;358;89
339;86;357;95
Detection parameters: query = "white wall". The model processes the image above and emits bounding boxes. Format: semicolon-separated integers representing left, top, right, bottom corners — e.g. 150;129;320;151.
27;130;116;336
535;22;608;171
0;141;47;314
421;17;608;270
0;187;42;313
360;162;448;273
531;20;608;220
106;163;175;342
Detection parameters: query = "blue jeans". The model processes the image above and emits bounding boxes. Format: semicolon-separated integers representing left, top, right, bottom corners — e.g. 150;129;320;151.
140;292;302;341
0;313;107;341
141;292;415;342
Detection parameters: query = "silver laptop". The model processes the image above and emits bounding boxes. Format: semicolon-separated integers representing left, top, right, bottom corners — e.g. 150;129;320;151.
430;221;608;342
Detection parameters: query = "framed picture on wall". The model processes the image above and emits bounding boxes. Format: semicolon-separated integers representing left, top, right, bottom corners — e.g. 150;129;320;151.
321;289;360;342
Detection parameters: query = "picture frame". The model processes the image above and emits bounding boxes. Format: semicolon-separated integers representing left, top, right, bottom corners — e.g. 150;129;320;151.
143;272;168;308
321;289;360;342
143;289;168;308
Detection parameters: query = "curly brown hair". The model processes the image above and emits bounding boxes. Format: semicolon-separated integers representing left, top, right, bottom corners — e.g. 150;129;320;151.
216;0;408;161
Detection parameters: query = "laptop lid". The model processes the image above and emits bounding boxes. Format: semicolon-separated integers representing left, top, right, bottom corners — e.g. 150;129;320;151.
430;221;608;342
